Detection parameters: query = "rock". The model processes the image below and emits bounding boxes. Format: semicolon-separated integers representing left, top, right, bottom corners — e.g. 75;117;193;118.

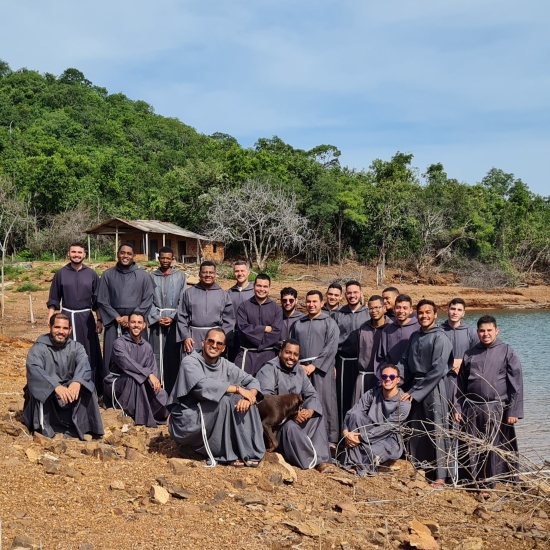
537;509;548;519
257;479;275;492
125;447;142;461
168;487;194;500
82;434;93;442
110;480;125;490
33;432;67;454
281;520;324;538
168;457;194;474
177;505;201;516
150;485;170;504
210;489;227;504
473;507;491;521
25;447;41;463
81;442;99;455
453;538;484;550
123;435;146;452
334;499;358;516
406;479;430;490
11;534;41;549
407;519;440;550
62;466;81;478
104;430;123;446
262;452;297;483
378;459;415;473
267;472;284;486
92;447;116;461
229;478;247;490
423;521;440;536
327;475;354;486
100;408;134;429
239;492;266;506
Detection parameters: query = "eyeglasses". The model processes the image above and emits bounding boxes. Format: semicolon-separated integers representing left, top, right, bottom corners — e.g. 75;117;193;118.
281;298;295;303
380;374;397;381
368;306;383;311
205;338;225;349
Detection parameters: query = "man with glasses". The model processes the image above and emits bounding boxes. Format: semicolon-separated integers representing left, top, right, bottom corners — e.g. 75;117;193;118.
168;328;265;468
176;261;235;355
227;261;254;360
279;287;304;343
353;295;391;403
339;365;410;476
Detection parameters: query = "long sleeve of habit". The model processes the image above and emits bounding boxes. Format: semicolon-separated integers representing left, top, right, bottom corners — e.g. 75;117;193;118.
110;338;157;384
313;320;339;374
237;299;283;350
96;274;121;326
46;271;62;310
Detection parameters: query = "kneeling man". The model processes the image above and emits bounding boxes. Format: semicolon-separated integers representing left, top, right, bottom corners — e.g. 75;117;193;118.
339;365;410;476
104;312;169;427
23;313;104;439
256;339;332;472
168;329;265;467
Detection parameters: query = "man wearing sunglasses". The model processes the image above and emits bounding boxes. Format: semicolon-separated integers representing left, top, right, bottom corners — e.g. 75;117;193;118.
339;365;410;476
256;339;333;472
168;328;265;468
279;287;304;343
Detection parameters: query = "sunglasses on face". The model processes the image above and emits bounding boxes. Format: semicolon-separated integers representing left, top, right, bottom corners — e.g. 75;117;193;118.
205;338;225;349
380;374;397;381
281;298;295;303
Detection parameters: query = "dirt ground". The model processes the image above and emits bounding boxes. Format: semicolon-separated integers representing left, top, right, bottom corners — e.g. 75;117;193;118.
0;261;549;549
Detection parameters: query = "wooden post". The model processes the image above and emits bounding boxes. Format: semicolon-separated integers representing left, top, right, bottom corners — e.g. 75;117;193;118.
87;234;91;260
115;221;119;256
29;294;35;325
376;265;379;288
145;233;149;259
162;233;166;246
196;239;200;264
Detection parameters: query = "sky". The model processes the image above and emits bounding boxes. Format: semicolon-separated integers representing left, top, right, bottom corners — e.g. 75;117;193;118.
1;0;549;195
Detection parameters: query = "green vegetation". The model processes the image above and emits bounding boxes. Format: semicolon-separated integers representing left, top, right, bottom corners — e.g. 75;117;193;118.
15;282;41;292
2;265;25;279
0;59;549;283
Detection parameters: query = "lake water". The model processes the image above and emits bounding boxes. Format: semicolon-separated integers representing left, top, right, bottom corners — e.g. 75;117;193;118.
463;309;550;463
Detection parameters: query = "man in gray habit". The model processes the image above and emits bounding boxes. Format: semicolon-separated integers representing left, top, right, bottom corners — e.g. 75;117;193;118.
104;312;169;427
398;299;453;487
279;287;304;344
23;313;104;439
148;247;187;395
168;328;265;467
227;261;254;360
454;315;523;493
340;365;410;476
291;290;339;445
177;261;235;354
96;243;155;377
256;339;333;472
333;280;370;430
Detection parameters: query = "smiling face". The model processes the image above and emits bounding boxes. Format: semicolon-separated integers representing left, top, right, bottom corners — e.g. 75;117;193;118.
199;265;216;287
201;330;226;361
68;245;86;265
233;264;249;285
477;322;498;347
158;251;173;271
367;298;385;321
394;300;412;322
417;304;437;330
254;278;270;301
128;314;145;338
382;291;398;311
49;317;72;346
117;245;134;267
380;366;400;391
325;288;342;308
345;285;362;307
306;294;323;317
279;343;300;369
281;293;296;313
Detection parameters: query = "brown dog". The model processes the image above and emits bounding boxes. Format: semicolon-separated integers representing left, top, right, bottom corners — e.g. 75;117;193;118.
257;393;303;452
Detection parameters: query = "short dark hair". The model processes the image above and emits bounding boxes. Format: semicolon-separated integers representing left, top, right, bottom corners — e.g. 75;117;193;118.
68;242;85;251
158;246;173;255
327;283;342;292
118;242;135;253
306;289;324;301
128;311;145;322
395;294;412;307
200;260;216;270
205;327;226;341
368;294;384;305
49;312;71;327
255;273;271;284
381;364;399;376
345;280;361;290
281;287;298;299
417;299;437;313
449;297;466;309
281;338;300;350
233;260;249;268
382;287;399;295
477;315;497;329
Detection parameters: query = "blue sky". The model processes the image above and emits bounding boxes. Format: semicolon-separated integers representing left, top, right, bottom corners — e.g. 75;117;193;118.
2;1;549;195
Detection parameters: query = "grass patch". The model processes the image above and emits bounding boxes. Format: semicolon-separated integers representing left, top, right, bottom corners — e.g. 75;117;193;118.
51;267;61;274
2;265;26;279
33;267;44;279
15;282;42;292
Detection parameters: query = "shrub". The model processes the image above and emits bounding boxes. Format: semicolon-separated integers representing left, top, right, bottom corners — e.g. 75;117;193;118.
15;282;42;292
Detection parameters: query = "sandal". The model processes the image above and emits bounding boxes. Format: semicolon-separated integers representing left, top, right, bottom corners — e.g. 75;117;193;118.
430;480;446;489
243;458;260;468
229;460;245;468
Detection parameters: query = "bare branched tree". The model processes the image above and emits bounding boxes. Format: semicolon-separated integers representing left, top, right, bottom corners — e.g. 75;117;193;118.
205;179;312;270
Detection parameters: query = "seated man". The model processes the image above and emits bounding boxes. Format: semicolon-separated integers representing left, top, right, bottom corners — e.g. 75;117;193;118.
256;339;333;472
23;313;104;439
339;365;410;476
104;312;169;427
168;328;265;467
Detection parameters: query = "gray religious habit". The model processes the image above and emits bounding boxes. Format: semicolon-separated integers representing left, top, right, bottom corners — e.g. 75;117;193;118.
280;310;305;345
176;283;235;353
333;305;370;431
96;263;155;378
398;325;453;481
47;264;103;391
374;316;420;376
148;267;187;395
235;297;283;375
455;339;523;488
23;335;104;439
353;316;391;404
290;313;339;444
440;320;478;401
322;304;341;318
256;356;331;469
339;386;411;476
104;334;169;427
168;351;265;465
227;282;254;360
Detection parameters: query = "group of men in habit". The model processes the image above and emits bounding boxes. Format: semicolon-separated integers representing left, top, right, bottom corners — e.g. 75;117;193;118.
23;243;524;493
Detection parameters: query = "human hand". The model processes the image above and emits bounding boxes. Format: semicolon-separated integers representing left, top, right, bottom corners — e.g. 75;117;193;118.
148;374;161;393
159;317;172;326
454;412;462;423
507;416;518;425
294;409;313;424
264;326;272;333
237;387;257;405
301;364;315;376
343;430;361;448
235;398;252;413
451;358;462;375
399;392;413;403
96;320;103;334
183;338;195;353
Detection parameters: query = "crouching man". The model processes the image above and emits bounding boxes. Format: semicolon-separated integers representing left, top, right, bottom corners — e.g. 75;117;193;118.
168;329;265;467
23;313;104;439
104;312;169;427
339;365;410;476
256;339;333;472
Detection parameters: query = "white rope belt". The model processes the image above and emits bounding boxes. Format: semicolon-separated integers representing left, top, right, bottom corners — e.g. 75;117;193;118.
157;308;176;388
298;356;318;364
39;401;44;430
464;397;501;405
240;346;275;370
339;357;358;421
117;325;122;338
198;402;217;468
306;435;318;470
62;307;91;342
190;325;218;330
110;374;127;416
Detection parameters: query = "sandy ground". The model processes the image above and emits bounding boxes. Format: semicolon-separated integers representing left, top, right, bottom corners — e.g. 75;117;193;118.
0;261;549;549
